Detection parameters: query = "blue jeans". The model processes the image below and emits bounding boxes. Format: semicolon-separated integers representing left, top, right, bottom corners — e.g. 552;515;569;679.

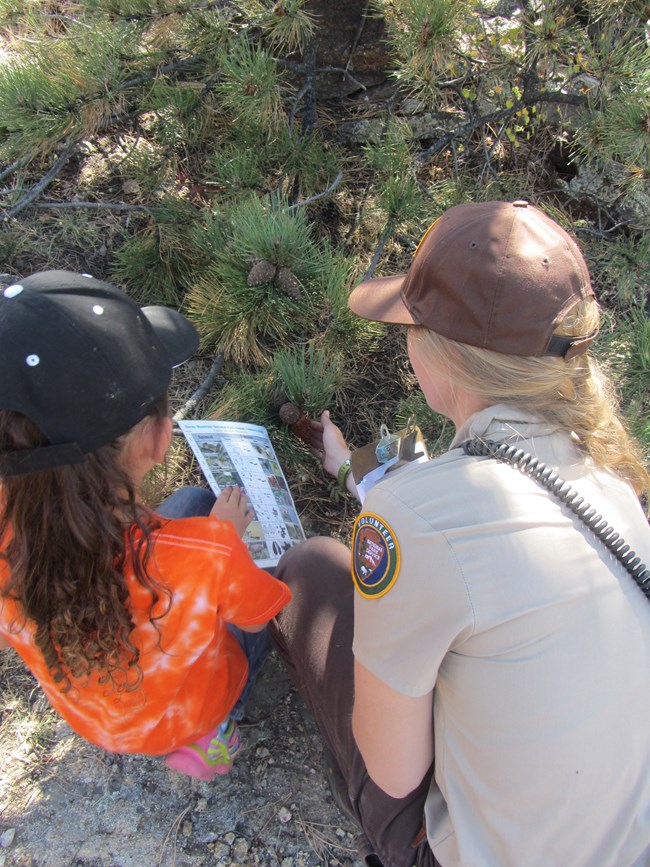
157;486;272;721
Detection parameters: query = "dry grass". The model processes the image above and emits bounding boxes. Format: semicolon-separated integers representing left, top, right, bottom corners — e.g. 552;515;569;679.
0;650;61;821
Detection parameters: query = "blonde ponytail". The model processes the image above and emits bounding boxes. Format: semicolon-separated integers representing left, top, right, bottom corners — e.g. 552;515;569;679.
411;299;649;503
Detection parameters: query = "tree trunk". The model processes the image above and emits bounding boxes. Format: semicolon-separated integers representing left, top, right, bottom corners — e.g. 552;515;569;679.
306;0;392;99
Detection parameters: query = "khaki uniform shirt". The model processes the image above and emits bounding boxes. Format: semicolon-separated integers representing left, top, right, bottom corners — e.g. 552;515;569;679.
352;405;650;867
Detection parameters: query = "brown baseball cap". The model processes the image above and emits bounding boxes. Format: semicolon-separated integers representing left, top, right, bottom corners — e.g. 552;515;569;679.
349;200;596;358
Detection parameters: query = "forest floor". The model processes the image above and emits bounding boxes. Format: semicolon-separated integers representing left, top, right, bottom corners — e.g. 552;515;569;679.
0;648;364;867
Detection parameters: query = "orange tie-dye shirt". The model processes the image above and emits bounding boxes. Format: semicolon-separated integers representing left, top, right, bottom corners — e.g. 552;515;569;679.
0;515;292;755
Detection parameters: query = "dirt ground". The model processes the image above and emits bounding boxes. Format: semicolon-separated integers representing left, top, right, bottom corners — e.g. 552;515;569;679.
0;648;364;867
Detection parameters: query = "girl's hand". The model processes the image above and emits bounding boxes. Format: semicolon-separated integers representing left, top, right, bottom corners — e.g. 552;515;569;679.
210;486;254;538
309;410;351;479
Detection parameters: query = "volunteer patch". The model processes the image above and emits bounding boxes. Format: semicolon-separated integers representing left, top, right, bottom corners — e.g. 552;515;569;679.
351;512;400;599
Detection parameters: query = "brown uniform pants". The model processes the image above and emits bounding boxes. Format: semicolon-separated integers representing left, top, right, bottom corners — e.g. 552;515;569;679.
269;536;440;867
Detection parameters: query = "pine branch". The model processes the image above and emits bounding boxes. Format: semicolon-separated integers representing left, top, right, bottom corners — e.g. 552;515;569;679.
1;143;78;222
121;54;198;90
118;1;228;22
315;66;367;93
41;13;91;28
417;90;587;164
276;59;366;93
33;201;155;219
0;157;26;184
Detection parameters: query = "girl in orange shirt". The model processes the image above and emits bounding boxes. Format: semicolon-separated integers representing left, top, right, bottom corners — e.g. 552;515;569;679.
0;270;291;780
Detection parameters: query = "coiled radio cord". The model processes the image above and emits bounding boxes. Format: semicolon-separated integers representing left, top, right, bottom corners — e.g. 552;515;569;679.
462;438;650;602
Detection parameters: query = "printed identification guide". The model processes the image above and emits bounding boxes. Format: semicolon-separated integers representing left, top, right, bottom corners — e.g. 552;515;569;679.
178;420;306;569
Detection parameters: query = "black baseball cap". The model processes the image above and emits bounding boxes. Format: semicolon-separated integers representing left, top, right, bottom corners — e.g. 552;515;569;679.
0;270;200;476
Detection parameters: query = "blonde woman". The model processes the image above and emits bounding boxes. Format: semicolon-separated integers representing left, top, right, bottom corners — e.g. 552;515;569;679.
270;201;650;867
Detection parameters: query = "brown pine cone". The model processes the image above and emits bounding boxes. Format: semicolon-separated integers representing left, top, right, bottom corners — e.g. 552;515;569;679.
268;387;289;410
274;266;302;299
247;260;277;286
290;415;314;447
278;401;301;425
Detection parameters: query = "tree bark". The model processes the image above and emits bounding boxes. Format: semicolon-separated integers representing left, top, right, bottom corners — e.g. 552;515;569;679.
306;0;391;99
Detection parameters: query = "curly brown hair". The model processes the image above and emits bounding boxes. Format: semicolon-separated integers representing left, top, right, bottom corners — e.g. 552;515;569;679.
0;397;172;693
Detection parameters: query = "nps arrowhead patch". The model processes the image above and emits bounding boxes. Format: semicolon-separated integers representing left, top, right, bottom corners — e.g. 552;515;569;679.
351;512;400;599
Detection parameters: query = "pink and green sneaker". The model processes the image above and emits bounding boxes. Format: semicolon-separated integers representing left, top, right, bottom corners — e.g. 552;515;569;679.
164;719;242;781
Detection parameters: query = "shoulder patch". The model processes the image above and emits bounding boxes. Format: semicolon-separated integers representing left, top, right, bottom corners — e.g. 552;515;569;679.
351;512;400;599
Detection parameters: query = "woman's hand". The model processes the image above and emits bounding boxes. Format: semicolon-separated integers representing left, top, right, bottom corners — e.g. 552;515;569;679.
210;486;254;538
309;410;351;479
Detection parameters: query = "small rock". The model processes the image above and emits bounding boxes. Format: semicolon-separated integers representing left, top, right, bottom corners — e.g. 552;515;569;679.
182;820;192;837
281;858;294;867
212;841;230;859
256;746;270;759
232;838;250;860
335;827;346;838
224;832;236;845
0;830;15;848
196;798;208;812
278;806;292;824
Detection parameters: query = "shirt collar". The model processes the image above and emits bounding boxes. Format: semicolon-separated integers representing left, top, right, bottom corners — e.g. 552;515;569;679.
450;404;562;449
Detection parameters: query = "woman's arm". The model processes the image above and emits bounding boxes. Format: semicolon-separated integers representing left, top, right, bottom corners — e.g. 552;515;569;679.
0;634;10;650
352;658;434;799
309;411;360;500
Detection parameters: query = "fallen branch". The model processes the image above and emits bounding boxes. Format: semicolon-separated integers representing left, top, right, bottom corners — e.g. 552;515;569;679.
284;171;344;211
288;82;311;136
1;142;78;222
0;157;27;184
173;354;224;422
33;200;155;219
361;221;394;282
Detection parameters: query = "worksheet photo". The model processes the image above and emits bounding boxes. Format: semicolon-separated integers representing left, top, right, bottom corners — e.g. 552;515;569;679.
178;419;306;568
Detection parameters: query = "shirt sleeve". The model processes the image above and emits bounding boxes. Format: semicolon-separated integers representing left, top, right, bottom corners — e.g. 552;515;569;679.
211;520;292;627
352;482;475;697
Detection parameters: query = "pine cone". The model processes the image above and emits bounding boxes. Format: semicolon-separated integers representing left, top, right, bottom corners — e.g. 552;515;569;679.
268;387;289;411
290;415;314;447
247;260;277;286
274;266;302;299
278;401;301;425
